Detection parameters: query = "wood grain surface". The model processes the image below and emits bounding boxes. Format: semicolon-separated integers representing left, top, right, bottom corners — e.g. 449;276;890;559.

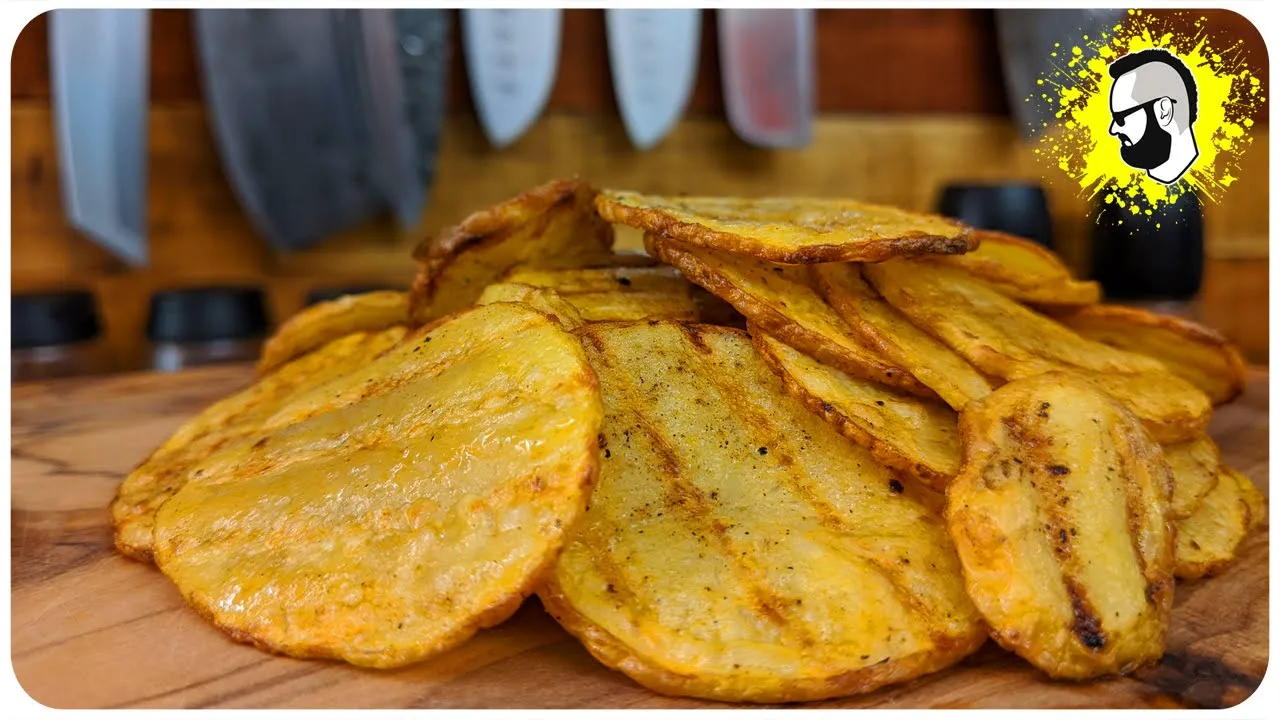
9;365;1270;709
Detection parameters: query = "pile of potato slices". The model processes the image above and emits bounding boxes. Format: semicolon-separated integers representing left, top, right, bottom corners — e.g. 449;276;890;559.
111;179;1266;704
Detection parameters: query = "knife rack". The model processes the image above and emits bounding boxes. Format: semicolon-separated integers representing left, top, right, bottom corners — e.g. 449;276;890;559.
10;8;1271;372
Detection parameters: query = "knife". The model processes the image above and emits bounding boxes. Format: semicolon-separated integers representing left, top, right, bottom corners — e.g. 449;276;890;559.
461;9;562;148
194;10;385;252
606;9;702;150
346;9;449;231
718;9;814;149
995;9;1128;140
48;9;150;266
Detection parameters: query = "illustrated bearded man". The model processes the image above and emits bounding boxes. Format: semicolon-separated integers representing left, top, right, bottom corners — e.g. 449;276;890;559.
1107;48;1200;185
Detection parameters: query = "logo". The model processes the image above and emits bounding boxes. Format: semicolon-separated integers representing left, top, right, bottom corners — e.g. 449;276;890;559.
1107;48;1198;184
1032;10;1264;214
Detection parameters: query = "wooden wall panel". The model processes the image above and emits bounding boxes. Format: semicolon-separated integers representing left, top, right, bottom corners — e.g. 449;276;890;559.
13;9;1267;118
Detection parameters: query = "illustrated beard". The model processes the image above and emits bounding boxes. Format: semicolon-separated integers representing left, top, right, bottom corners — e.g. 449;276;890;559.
1119;105;1173;170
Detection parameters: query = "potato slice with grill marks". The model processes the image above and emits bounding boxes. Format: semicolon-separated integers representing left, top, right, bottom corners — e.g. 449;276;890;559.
596;190;976;263
645;235;935;398
257;291;411;376
152;303;603;669
751;327;961;492
947;372;1175;680
1163;435;1222;521
863;258;1211;443
111;326;410;562
1174;467;1256;580
409;178;617;324
539;321;985;704
923;230;1101;307
1050;303;1248;406
812;262;993;410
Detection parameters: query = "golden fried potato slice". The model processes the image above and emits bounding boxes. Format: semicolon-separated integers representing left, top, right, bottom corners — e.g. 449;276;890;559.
1163;435;1222;520
1051;304;1248;405
257;291;411;376
812;262;993;410
1233;467;1269;531
502;263;685;293
409;178;616;324
111;326;410;562
500;264;700;322
646;235;936;398
947;372;1175;680
924;230;1101;307
541;321;985;703
863;259;1211;443
1068;371;1212;444
1173;467;1256;580
751;328;961;491
476;284;587;330
152;303;603;668
597;189;975;264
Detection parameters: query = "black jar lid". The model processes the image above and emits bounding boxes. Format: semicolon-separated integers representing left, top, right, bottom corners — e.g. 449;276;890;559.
936;182;1054;248
147;286;270;343
12;290;102;349
305;284;404;306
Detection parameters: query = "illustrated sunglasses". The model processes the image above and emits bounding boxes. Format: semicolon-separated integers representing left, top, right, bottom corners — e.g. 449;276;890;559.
1111;97;1174;125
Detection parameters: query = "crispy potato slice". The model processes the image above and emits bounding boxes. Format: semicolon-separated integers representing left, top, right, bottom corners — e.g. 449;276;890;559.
1163;435;1222;520
152;304;603;668
863;259;1210;443
257;291;411;376
1174;467;1255;580
541;321;985;703
924;230;1101;307
947;372;1175;680
1050;304;1248;405
597;189;976;264
111;326;410;562
646;235;936;398
476;284;587;330
751;328;961;491
500;264;700;322
502;264;685;293
1068;371;1212;444
1233;466;1269;531
812;262;993;410
409;178;616;324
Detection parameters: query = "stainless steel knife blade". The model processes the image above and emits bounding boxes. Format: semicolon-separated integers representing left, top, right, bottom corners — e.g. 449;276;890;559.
347;9;449;231
995;9;1128;140
462;9;562;148
718;9;814;149
606;9;701;150
48;9;150;266
194;9;383;252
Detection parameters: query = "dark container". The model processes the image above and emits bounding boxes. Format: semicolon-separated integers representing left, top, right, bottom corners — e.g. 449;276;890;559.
12;290;111;382
1089;190;1204;301
936;182;1054;248
147;286;270;372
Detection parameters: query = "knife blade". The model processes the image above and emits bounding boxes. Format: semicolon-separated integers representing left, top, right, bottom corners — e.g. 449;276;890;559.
194;9;383;252
606;9;701;150
48;9;150;266
461;9;562;148
718;9;814;149
995;9;1128;140
346;9;449;231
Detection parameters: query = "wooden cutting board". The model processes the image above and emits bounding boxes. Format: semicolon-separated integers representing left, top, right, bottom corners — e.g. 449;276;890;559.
11;365;1270;710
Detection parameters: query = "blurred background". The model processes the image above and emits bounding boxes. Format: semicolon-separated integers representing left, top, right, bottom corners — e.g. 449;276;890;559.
10;8;1269;379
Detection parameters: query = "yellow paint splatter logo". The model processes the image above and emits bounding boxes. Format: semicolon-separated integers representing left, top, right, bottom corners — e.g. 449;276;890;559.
1033;10;1264;214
